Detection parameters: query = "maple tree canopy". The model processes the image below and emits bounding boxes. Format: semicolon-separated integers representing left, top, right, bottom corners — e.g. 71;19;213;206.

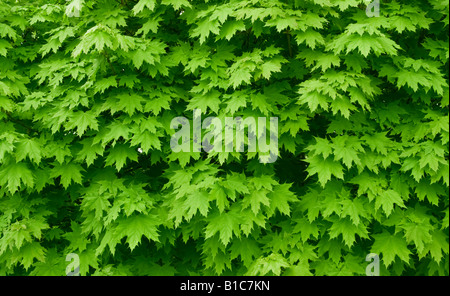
0;0;448;276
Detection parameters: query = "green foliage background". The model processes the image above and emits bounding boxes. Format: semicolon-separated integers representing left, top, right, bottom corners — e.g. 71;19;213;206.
0;0;448;276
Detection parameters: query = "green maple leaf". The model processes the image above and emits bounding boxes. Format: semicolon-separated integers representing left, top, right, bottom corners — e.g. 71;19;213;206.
0;39;12;56
144;96;172;115
266;16;299;32
239;208;266;236
228;66;253;89
168;150;201;168
12;242;46;270
76;138;104;167
339;198;367;226
328;216;369;247
63;222;88;252
50;163;85;189
305;155;345;187
66;111;99;136
441;208;449;230
98;121;131;146
222;173;250;197
136;17;162;36
0;162;34;193
118;75;141;88
77;246;100;276
224;92;247;114
132;0;157;15
266;184;297;216
105;144;138;171
130;130;161;153
191;18;220;44
362;132;394;156
217;20;246;41
230;237;261;268
119;183;154;216
245;253;290;276
332;135;364;168
371;231;411;267
299;50;340;72
415;181;445;206
205;210;241;246
161;0;192;10
115;93;144;116
241;189;270;215
307;137;333;159
0;23;18;41
298;90;329;112
419;230;449;263
321;193;342;218
93;76;117;94
295;28;325;49
283;260;314;276
375;189;406;217
29;249;66;276
250;92;274;115
401;221;433;253
116;214;160;251
293;218;320;243
187;90;221;114
15;138;43;164
258;56;286;79
183;191;210;220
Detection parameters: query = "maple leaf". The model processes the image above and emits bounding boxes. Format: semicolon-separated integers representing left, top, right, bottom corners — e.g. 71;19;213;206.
105;144;139;171
191;18;220;44
266;184;297;217
76;138;104;167
339;198;367;226
187;90;221;114
15;138;43;165
66;111;99;136
331;135;364;168
115;93;144;116
375;189;406;217
93;76;117;94
230;237;262;268
183;191;210;220
295;28;325;49
224;92;247;114
2;0;449;277
50;163;85;189
371;231;411;267
162;0;192;10
400;221;433;253
228;66;253;89
293;217;320;243
0;162;35;193
327;216;369;247
305;155;345;187
205;210;241;246
245;253;290;276
132;0;157;15
116;215;160;250
217;20;246;41
419;230;449;263
241;189;270;215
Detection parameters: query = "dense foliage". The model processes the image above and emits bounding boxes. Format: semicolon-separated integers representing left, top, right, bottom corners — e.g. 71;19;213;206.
0;0;448;276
